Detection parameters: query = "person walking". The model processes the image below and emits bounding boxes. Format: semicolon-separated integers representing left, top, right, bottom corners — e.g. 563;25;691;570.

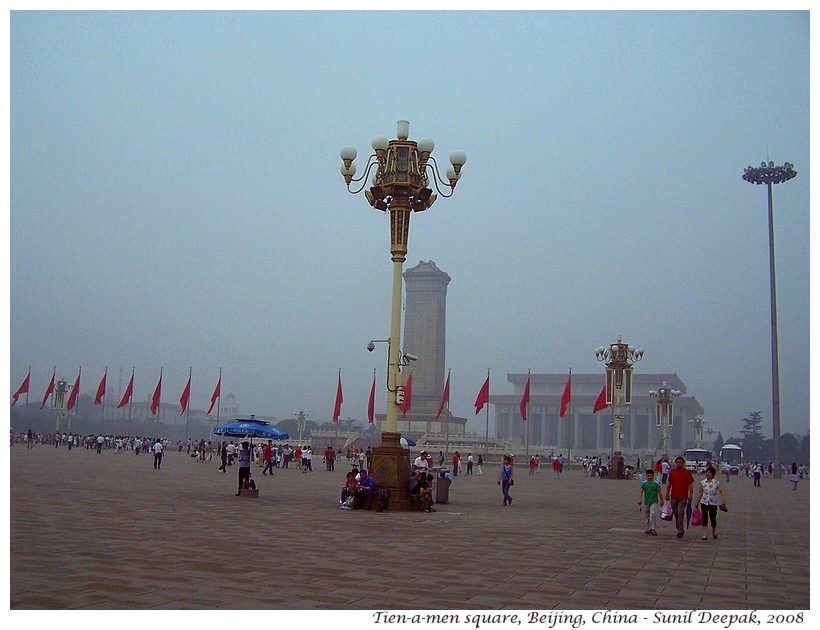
790;462;800;490
476;454;484;476
218;441;228;473
498;455;514;506
152;438;164;470
466;453;474;475
262;440;275;476
753;462;763;487
665;456;694;538
661;458;670;484
694;466;727;540
236;441;251;495
452;451;460;476
638;468;664;535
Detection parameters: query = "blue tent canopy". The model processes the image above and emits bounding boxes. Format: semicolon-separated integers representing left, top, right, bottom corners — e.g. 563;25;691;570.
213;418;289;441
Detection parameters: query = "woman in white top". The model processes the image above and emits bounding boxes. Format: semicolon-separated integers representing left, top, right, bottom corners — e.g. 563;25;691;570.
694;466;727;540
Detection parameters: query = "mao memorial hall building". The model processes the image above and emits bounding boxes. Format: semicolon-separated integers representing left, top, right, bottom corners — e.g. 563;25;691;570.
491;372;704;453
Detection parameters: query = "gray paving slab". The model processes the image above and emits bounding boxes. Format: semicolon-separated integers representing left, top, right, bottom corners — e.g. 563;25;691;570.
9;445;810;610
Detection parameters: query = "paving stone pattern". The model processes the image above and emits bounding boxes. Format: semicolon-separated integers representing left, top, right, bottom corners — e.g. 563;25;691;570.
9;446;809;610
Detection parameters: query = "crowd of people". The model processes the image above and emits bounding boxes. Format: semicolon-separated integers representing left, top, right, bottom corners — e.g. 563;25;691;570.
14;429;809;534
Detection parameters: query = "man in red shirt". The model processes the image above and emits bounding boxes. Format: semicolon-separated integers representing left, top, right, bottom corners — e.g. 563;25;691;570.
666;456;695;538
262;440;274;475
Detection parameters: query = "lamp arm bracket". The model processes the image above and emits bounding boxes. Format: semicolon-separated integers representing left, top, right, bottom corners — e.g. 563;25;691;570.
345;156;381;195
425;156;456;198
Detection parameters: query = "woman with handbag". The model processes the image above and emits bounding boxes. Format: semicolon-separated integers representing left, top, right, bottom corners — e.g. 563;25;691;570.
498;455;514;506
694;466;727;540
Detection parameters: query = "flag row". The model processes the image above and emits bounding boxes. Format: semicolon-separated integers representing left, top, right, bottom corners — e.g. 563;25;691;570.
329;368;610;423
16;366;610;422
11;367;223;417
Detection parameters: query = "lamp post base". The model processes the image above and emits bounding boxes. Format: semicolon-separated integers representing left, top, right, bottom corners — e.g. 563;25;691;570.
371;431;412;511
608;452;625;479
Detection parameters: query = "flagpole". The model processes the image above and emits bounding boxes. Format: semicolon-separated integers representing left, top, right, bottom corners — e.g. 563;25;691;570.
217;368;222;427
484;369;490;462
185;367;191;444
335;368;340;448
127;367;134;437
566;367;572;461
211;367;222;436
100;367;107;429
525;369;530;458
444;368;450;457
156;367;162;437
24;366;31;417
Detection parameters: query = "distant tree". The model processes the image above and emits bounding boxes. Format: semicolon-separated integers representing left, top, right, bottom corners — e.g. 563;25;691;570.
779;433;802;467
711;432;725;454
739;411;766;463
740;411;764;438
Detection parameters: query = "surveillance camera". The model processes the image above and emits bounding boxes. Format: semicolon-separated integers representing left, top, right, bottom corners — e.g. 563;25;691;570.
367;342;375;352
404;353;418;362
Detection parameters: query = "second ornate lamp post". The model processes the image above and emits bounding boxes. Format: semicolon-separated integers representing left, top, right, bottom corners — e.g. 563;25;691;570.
742;160;796;479
340;120;466;508
595;335;644;478
649;381;679;460
689;416;707;449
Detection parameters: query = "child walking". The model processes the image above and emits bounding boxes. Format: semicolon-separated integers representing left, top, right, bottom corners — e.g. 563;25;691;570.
638;468;664;535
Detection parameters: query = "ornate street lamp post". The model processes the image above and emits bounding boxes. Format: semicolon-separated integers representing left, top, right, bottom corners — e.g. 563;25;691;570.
295;410;309;445
649;381;679;459
689;416;707;449
595;335;644;478
340;120;466;508
743;160;796;479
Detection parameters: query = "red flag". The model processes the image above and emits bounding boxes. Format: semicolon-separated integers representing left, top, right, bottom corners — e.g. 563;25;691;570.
474;374;490;414
592;384;608;413
399;374;412;416
12;370;30;406
435;371;450;420
332;371;343;423
559;373;572;418
519;373;531;421
207;373;221;415
179;372;191;415
117;371;134;409
66;369;81;412
94;370;107;405
40;369;55;409
367;370;376;424
150;371;162;415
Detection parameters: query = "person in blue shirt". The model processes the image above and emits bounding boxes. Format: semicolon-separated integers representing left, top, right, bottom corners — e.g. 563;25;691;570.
236;441;251;496
356;469;376;510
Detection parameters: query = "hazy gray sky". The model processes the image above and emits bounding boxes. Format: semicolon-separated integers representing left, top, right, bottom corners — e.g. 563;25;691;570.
9;10;810;439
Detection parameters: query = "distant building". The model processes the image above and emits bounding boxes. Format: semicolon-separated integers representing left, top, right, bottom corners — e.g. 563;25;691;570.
491;372;704;454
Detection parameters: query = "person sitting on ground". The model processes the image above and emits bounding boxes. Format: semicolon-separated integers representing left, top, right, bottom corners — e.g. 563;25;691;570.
340;471;360;509
356;469;376;510
409;468;436;512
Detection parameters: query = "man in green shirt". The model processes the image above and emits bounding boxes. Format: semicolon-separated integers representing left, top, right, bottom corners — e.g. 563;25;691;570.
638;469;665;535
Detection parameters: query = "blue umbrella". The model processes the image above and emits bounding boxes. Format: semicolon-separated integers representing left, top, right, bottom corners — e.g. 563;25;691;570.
213;418;289;441
686;499;692;528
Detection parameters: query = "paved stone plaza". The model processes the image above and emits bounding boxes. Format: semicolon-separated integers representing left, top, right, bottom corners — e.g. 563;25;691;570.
9;445;810;610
